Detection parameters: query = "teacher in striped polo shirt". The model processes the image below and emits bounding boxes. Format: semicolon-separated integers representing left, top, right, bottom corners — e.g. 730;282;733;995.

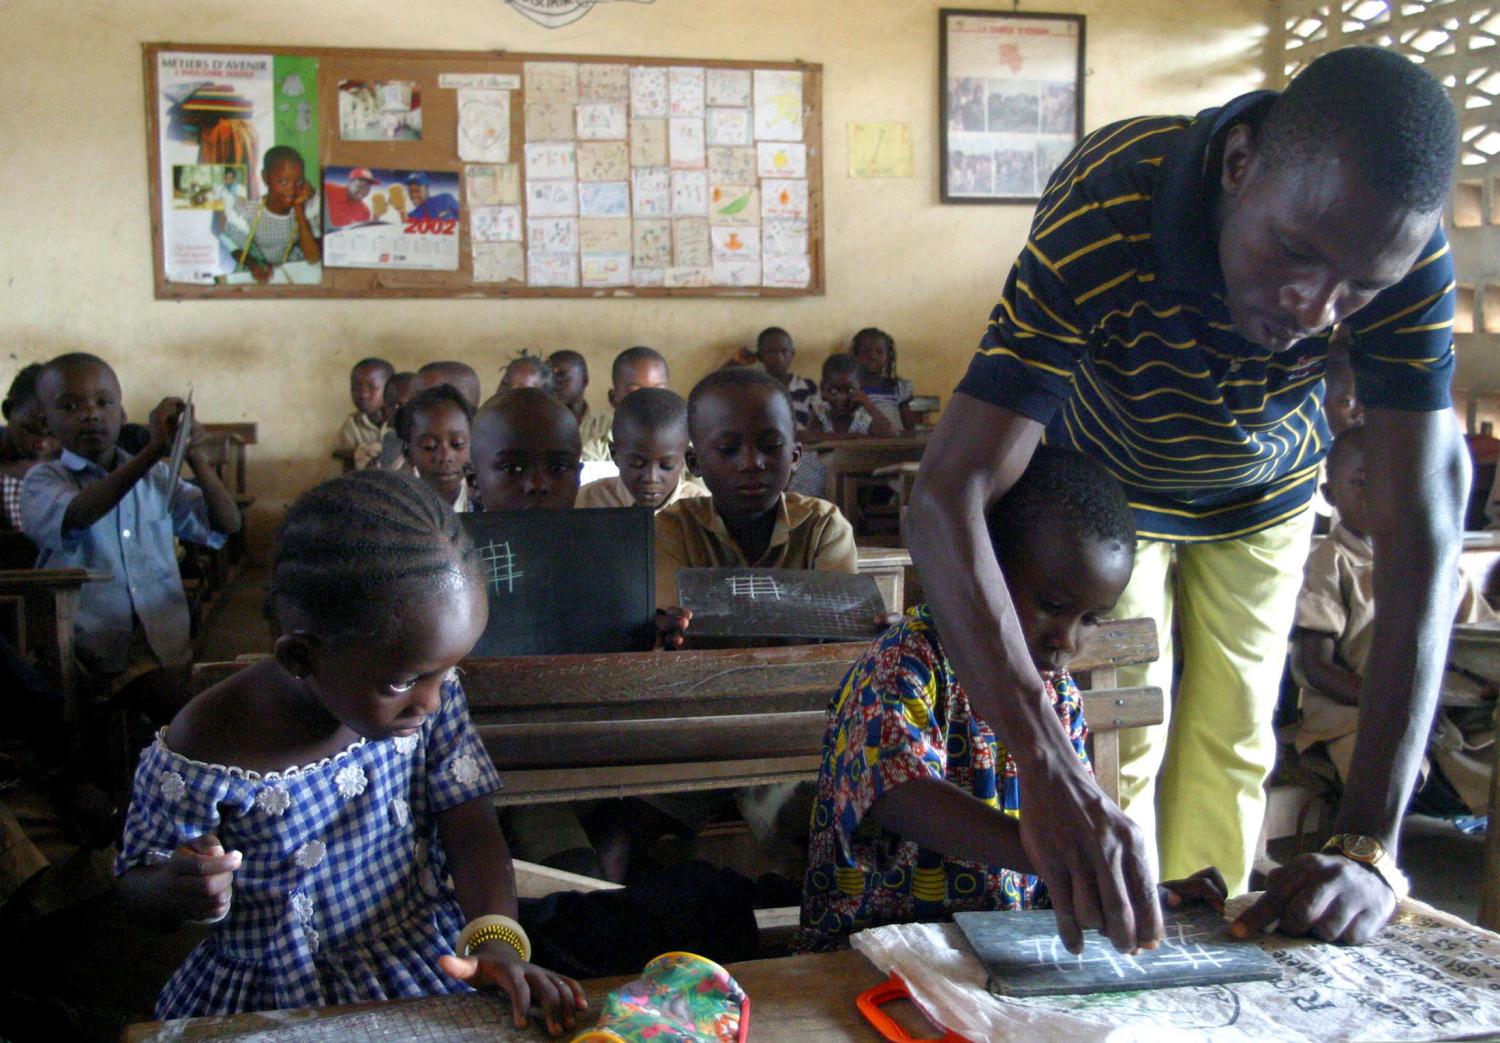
910;46;1462;951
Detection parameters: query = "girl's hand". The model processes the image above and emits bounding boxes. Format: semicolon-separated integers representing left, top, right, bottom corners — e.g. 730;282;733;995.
250;261;273;283
292;183;315;211
164;834;241;923
1159;865;1227;914
438;945;586;1037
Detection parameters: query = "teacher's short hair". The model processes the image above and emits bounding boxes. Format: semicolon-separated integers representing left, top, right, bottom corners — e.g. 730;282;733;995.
1258;46;1457;213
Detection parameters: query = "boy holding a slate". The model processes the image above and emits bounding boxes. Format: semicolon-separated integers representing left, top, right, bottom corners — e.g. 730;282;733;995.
797;447;1223;952
20;352;241;714
653;367;856;610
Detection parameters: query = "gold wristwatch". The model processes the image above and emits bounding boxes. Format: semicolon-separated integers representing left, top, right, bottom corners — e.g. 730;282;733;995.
1322;833;1410;900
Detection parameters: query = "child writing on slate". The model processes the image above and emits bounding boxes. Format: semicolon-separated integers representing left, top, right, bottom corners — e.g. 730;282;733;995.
116;471;585;1034
577;387;707;512
653;367;856;610
21;353;241;710
797;447;1224;951
399;384;475;513
851;327;916;433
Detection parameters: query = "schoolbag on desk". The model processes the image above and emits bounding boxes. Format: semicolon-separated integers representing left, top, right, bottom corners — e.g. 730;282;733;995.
573;951;749;1043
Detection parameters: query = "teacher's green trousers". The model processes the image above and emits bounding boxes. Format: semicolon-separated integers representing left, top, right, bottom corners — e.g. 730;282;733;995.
1112;510;1314;895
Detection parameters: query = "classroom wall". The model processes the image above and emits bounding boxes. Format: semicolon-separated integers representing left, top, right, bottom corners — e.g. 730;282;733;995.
0;0;1268;543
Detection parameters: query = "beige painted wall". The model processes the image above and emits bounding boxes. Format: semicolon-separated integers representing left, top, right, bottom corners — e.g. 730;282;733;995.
0;0;1267;539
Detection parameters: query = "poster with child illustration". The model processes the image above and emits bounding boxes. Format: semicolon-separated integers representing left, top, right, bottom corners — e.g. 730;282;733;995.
156;49;320;285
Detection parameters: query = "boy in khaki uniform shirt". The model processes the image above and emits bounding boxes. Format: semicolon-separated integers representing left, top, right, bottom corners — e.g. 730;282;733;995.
1293;427;1497;813
653;367;856;609
576;388;708;513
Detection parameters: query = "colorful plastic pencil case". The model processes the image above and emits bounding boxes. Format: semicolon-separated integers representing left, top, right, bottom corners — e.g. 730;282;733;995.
572;951;749;1043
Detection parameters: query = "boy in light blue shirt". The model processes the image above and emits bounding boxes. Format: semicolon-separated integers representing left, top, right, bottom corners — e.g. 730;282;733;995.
21;354;241;701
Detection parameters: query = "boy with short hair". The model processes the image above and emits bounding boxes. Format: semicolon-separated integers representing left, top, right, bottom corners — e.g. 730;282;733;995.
654;367;856;608
578;388;707;512
336;357;393;458
549;349;591;425
413;360;482;411
581;346;671;462
20;353;241;693
469;387;582;511
368;370;415;471
1293;426;1497;814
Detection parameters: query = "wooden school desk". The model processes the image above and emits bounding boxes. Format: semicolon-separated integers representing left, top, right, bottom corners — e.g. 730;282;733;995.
122;949;909;1042
814;434;929;530
0;567;109;725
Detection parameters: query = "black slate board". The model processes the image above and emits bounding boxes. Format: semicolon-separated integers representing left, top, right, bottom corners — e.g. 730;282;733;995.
461;507;655;656
676;568;886;641
953;906;1282;997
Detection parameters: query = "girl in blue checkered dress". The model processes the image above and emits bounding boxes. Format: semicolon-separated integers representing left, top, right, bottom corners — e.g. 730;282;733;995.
116;472;584;1036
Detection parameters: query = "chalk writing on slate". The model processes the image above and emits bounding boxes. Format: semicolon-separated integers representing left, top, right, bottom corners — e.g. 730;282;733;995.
462;507;655;656
676;567;885;641
954;906;1281;997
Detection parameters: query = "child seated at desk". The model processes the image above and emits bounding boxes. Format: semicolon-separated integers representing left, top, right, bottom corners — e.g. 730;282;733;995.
581;346;671;463
851;327;915;434
1293;426;1497;816
548;349;596;437
577;387;707;512
797;446;1167;951
399;385;474;513
1;364;60;529
804;353;898;442
470;388;582;512
336;357;393;463
653;367;856;610
370;370;416;471
20;353;241;714
414;360;483;412
468;389;601;877
115;472;585;1033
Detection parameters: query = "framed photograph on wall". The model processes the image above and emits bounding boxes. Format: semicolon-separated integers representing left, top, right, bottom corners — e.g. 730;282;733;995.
940;9;1085;204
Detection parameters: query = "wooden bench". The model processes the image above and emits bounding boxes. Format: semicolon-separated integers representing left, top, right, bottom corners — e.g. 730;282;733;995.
194;619;1162;917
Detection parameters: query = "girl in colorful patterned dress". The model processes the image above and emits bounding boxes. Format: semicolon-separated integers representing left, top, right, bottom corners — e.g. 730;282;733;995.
797;447;1225;952
116;470;583;1035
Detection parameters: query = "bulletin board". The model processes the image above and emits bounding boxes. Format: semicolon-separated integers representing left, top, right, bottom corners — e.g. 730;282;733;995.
143;43;824;300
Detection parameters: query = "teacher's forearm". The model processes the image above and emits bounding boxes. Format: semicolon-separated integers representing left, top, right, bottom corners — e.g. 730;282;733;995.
905;404;1075;771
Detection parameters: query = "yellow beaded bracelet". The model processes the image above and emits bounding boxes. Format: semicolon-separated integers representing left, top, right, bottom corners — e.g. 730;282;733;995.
456;914;532;963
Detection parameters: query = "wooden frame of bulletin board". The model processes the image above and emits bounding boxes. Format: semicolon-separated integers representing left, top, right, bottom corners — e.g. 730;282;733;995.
144;43;824;300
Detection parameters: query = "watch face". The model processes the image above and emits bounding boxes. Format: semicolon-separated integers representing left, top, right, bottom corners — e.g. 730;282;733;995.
1343;835;1382;862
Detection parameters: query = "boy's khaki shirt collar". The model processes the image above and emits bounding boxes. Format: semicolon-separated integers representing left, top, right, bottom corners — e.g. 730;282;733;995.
678;491;806;561
1330;521;1372;566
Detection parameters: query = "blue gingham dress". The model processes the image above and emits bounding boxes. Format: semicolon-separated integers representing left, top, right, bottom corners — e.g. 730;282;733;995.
116;673;502;1019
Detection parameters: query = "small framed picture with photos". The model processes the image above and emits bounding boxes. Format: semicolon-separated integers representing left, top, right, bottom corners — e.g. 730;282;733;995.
940;8;1086;204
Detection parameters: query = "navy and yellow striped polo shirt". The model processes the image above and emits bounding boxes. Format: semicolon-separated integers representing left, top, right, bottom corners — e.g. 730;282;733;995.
956;91;1456;541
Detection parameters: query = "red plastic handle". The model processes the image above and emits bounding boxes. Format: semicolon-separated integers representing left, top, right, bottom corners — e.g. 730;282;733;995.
855;973;970;1043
